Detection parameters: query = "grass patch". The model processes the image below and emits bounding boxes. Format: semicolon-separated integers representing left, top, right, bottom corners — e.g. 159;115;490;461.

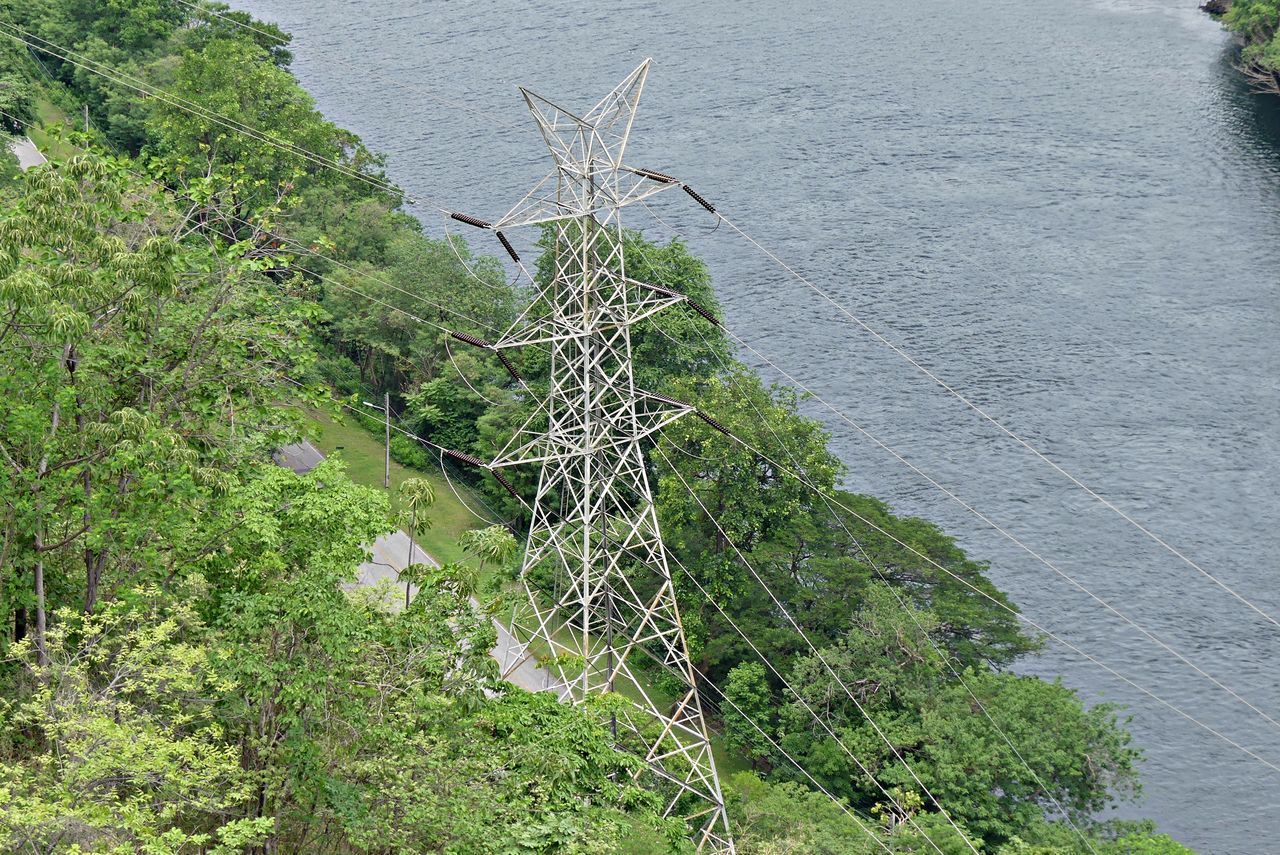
303;409;494;566
26;98;79;161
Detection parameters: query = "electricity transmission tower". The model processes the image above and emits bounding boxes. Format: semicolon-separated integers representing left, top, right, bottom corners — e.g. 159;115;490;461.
480;61;735;852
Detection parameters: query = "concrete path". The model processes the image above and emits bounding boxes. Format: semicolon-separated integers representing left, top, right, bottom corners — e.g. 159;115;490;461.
9;136;46;170
273;440;325;474
274;442;556;694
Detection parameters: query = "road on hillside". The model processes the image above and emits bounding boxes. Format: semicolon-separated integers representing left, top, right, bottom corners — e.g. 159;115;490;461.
275;441;557;695
9;137;46;170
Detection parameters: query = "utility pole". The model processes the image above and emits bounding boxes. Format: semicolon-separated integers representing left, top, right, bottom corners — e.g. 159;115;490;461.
361;396;391;489
480;61;735;853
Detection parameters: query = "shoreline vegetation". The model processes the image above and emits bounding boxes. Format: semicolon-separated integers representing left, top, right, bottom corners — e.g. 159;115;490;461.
0;2;1196;852
1203;0;1280;94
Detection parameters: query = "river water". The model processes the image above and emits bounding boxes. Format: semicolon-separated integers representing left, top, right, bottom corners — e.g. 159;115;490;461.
234;1;1280;850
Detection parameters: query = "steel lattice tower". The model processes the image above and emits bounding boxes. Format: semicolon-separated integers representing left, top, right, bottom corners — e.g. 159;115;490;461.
485;61;735;852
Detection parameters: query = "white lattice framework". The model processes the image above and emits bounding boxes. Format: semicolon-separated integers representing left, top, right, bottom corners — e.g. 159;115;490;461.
487;60;735;853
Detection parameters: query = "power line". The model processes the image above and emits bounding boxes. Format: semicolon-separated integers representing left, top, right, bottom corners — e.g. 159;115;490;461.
716;325;1280;736
690;417;1280;778
164;0;1272;636
660;320;1101;854
628;188;1280;743
0;21;430;207
613;236;1280;782
654;444;980;854
630;213;1280;805
709;210;1280;632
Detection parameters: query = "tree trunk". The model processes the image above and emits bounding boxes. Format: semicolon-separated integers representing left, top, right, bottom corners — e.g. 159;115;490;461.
70;343;98;615
85;551;104;614
32;551;46;667
33;349;68;667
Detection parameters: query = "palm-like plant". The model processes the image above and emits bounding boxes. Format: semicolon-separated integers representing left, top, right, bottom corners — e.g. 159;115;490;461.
396;478;436;605
459;525;518;578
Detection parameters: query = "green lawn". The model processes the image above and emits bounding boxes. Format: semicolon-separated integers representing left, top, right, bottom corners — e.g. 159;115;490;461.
303;410;494;566
25;98;79;161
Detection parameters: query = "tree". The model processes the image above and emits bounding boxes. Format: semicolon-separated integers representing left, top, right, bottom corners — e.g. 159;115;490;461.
777;586;1141;848
143;36;359;225
0;152;314;660
0;591;271;852
460;523;519;578
398;476;436;550
619;228;730;393
182;2;294;67
1220;2;1280;93
721;662;775;769
726;772;881;855
38;0;185;53
0;72;35;135
657;364;842;608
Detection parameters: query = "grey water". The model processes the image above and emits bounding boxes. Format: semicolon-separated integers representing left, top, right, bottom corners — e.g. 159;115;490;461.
234;1;1280;850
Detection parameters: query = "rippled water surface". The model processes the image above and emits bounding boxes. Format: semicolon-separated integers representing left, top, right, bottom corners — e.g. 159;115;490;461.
235;1;1280;849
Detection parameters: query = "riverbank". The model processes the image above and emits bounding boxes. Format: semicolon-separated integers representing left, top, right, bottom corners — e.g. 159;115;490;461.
1204;1;1280;93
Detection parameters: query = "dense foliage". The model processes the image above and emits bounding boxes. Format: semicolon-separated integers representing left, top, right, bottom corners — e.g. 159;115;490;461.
0;1;1193;851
